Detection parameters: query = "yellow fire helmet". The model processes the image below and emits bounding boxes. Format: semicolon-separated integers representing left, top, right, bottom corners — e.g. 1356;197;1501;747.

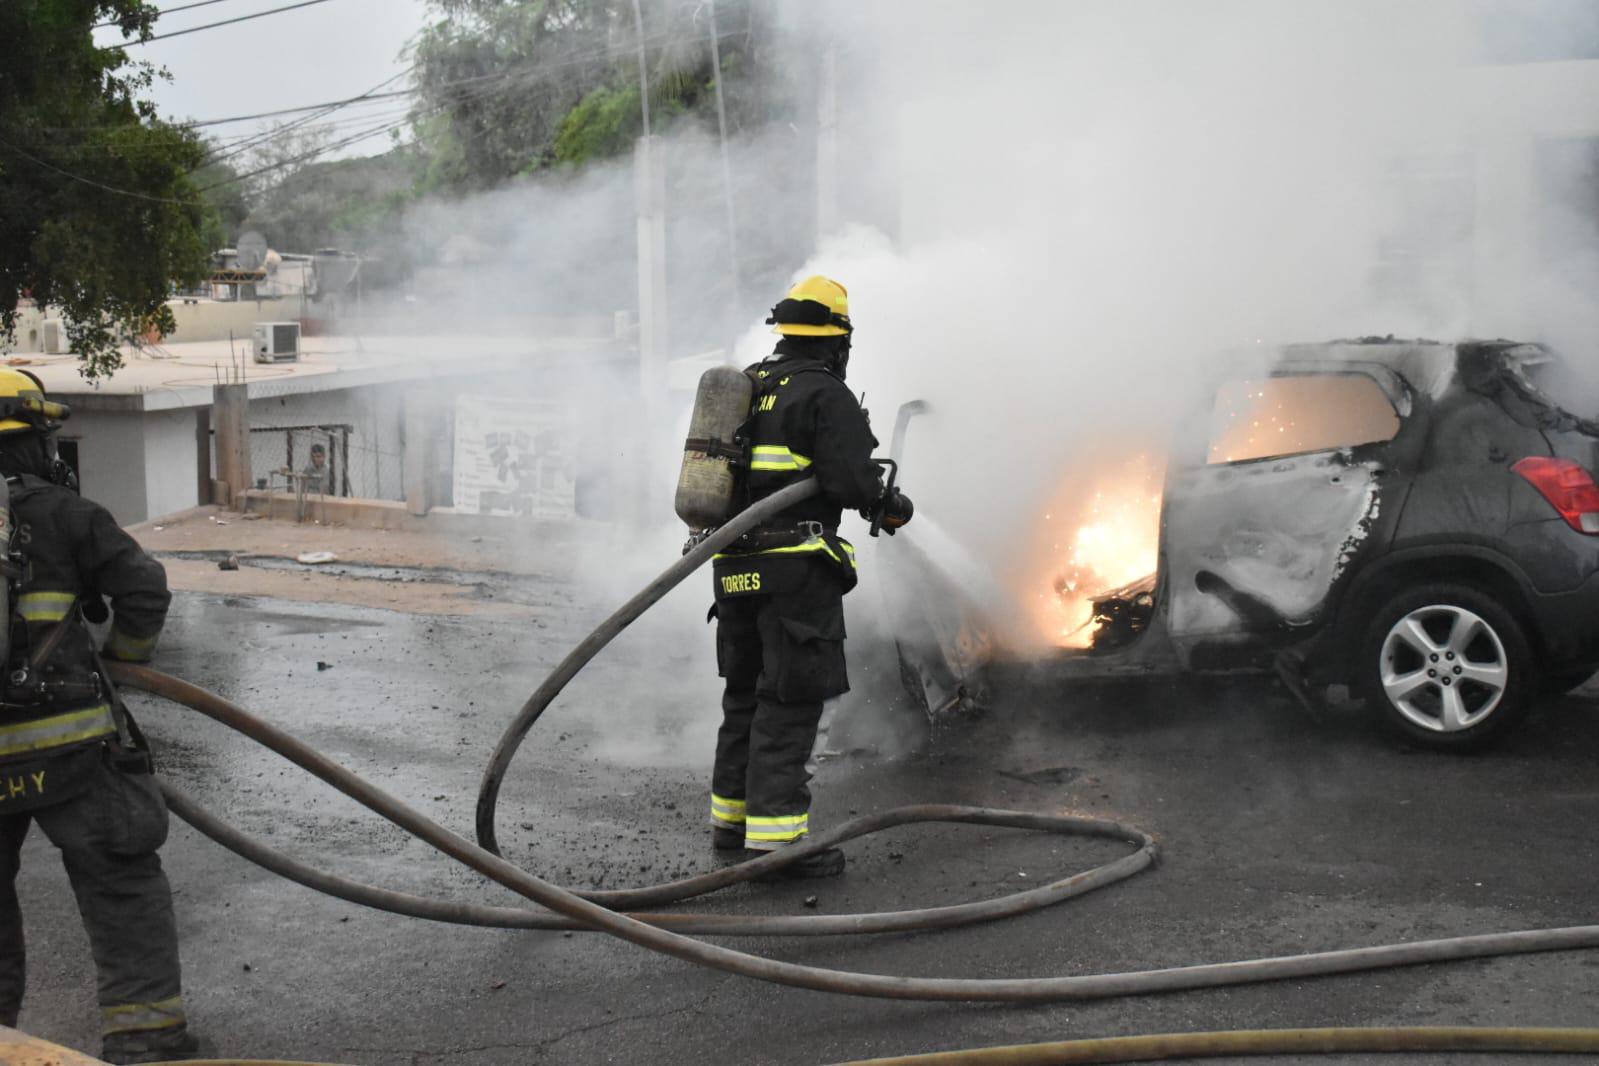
0;367;70;435
766;275;852;337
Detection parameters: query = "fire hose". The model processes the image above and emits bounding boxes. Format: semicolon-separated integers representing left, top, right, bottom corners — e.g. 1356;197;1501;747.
96;475;1599;1057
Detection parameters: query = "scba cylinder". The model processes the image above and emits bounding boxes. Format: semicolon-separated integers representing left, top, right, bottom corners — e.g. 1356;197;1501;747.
675;366;753;529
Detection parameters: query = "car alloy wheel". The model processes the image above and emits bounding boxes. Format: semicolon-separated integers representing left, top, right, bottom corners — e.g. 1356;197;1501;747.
1379;604;1509;733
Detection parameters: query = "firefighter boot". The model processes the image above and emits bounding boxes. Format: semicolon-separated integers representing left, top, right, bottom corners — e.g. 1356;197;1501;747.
102;1024;202;1064
712;826;745;851
751;845;845;881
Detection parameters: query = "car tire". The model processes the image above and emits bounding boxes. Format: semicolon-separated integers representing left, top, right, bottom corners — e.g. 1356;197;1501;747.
1358;582;1537;751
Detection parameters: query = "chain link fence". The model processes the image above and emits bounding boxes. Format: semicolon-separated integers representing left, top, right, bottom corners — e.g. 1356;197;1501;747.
248;424;352;498
243;372;409;502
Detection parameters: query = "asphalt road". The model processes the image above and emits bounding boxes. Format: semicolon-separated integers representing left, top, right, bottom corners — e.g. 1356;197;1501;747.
13;586;1599;1065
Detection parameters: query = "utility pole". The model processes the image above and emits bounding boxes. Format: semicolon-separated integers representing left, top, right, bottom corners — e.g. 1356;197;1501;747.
706;0;742;328
631;0;651;137
631;0;669;523
816;41;839;242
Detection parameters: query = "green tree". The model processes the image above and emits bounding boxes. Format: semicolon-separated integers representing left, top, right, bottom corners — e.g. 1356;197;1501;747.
191;152;250;252
410;0;779;191
0;0;213;379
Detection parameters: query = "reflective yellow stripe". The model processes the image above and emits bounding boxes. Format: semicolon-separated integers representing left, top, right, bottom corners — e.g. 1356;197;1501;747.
756;537;858;570
106;627;159;661
744;812;809;843
749;446;813;471
102;995;186;1034
0;705;116;758
710;793;746;826
18;591;75;623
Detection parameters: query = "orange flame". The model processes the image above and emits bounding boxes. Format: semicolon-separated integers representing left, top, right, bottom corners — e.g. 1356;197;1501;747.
1025;454;1165;648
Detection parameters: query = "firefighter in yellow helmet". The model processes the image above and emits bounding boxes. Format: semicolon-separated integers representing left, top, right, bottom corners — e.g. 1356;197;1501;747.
708;277;913;878
0;370;198;1062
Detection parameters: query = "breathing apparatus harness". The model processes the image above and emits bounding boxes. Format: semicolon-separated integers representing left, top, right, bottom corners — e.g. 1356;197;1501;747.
683;356;864;570
0;392;149;800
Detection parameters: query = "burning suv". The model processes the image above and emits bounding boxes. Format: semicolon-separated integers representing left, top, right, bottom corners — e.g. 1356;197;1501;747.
894;339;1599;751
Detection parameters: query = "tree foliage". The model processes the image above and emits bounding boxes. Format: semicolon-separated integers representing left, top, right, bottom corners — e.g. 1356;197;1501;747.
0;0;216;379
243;147;417;269
410;0;782;191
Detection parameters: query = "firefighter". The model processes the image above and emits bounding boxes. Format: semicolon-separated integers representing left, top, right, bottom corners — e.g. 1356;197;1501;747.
709;276;913;878
0;370;197;1063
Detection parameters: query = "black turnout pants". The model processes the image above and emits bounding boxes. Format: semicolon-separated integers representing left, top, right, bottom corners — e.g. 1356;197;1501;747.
712;559;849;850
0;751;185;1041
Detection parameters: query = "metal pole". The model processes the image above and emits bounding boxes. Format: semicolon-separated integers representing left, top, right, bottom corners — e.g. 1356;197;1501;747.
816;42;839;241
707;0;742;321
631;0;651;137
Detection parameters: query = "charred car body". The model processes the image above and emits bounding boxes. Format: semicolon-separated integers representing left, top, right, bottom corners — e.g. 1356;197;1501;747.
1035;339;1599;749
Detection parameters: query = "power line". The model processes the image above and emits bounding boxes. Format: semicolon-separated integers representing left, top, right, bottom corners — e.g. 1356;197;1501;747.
198;68;412;168
115;0;339;46
0;137;191;205
3;22;756;199
47;25;743;133
174;88;417;129
0;111;408;205
195;113;412;192
92;0;252;31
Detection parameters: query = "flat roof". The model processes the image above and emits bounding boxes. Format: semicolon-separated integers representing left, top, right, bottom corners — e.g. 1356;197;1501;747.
10;334;624;413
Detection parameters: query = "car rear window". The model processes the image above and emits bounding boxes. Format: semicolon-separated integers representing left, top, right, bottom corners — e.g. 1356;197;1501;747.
1209;373;1402;464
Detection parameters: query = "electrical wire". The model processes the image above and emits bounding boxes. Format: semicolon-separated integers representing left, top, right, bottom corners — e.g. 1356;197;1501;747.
0;136;191;205
33;23;745;133
197;70;413;168
5;22;748;200
93;0;254;30
195;113;412;191
113;0;340;46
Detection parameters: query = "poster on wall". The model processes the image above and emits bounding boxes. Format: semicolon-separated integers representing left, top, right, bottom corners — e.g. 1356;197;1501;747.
452;395;577;518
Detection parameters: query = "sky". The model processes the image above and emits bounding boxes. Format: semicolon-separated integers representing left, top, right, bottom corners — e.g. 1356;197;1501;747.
94;0;431;156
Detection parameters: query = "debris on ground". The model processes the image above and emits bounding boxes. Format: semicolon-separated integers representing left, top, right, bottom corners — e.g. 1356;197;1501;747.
218;555;240;571
297;551;338;564
316;661;333;671
999;765;1082;786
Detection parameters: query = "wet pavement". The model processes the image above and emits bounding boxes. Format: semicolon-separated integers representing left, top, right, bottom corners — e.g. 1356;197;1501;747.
12;585;1599;1065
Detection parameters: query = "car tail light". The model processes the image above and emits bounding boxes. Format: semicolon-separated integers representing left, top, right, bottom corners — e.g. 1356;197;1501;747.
1513;457;1599;534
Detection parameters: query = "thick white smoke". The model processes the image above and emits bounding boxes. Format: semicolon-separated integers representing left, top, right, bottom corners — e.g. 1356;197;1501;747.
744;1;1599;637
363;1;1599;755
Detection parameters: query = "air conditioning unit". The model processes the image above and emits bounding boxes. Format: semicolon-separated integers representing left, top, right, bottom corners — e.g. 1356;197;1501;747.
253;321;300;363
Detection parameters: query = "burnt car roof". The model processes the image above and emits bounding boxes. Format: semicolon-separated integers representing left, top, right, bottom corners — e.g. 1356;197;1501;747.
1272;338;1552;399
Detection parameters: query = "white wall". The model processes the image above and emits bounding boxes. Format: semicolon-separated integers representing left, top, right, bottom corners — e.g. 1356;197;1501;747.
142;409;201;522
62;411;149;525
165;298;302;344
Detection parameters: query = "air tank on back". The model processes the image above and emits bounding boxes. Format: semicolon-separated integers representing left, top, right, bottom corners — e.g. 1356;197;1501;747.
675;365;754;529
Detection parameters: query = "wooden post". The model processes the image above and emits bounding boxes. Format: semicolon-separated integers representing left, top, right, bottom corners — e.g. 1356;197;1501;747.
194;407;212;507
211;383;249;510
403;389;433;517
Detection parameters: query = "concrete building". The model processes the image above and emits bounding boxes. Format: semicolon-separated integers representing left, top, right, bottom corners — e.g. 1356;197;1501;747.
21;333;630;525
